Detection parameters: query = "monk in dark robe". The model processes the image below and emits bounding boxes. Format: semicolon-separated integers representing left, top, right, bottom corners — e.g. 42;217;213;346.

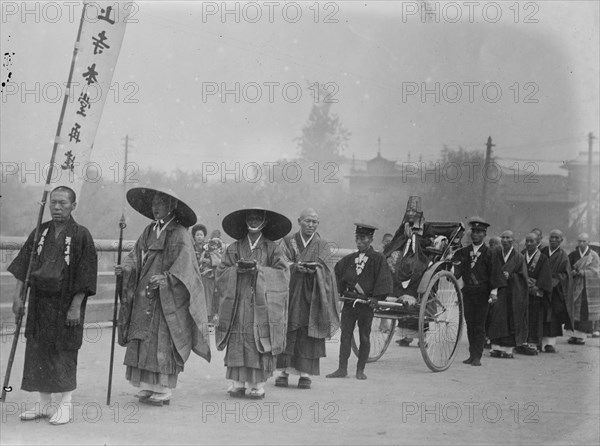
116;188;211;406
566;233;600;344
540;229;573;353
275;208;339;389
514;233;553;355
487;231;529;358
216;208;291;399
9;186;97;424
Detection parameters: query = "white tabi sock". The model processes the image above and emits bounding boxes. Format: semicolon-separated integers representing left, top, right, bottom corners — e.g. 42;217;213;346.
541;337;556;348
40;392;56;417
59;391;73;404
49;391;73;425
228;381;244;391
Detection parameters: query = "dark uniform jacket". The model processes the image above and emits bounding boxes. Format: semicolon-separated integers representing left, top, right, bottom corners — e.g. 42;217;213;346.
334;246;393;300
453;243;506;297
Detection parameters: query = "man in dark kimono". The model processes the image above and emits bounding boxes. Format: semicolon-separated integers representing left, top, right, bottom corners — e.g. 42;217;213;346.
216;208;291;399
540;229;573;353
566;233;600;344
9;186;97;424
275;208;339;389
327;223;393;380
383;210;429;347
515;232;553;355
453;217;505;366
487;231;529;359
116;188;211;406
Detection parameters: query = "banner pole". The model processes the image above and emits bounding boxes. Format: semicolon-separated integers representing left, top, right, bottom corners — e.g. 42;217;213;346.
1;4;88;402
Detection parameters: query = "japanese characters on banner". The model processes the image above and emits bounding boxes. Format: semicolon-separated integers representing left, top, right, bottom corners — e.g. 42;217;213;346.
54;1;129;195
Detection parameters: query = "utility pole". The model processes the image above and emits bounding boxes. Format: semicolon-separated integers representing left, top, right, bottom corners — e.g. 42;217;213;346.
587;132;597;235
480;136;495;218
121;134;132;207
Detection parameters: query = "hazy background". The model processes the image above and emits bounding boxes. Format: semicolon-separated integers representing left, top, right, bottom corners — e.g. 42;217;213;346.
1;1;599;245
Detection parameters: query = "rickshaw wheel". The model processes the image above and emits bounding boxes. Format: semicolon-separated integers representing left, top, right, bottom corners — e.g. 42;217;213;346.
351;317;396;363
418;270;463;372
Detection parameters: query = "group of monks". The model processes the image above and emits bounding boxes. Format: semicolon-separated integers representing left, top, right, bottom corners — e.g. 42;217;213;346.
8;186;599;424
482;227;600;359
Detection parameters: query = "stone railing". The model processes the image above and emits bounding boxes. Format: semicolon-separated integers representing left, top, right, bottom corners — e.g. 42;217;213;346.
0;236;353;327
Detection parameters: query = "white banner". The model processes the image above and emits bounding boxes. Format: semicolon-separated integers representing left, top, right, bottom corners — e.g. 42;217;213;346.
53;1;129;195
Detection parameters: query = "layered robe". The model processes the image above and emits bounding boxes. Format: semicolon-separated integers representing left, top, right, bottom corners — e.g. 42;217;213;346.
383;233;429;335
540;246;573;336
569;248;600;332
8;217;97;392
384;233;430;298
487;248;529;346
118;221;211;389
276;232;339;375
215;236;289;383
521;249;553;345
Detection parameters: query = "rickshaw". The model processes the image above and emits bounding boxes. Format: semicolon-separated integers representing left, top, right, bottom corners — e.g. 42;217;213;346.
347;221;465;372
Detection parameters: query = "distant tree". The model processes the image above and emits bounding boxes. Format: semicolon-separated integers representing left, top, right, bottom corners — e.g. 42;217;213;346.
418;146;510;228
295;84;350;163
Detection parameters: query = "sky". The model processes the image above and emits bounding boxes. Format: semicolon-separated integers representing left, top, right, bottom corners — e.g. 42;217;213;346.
1;1;599;178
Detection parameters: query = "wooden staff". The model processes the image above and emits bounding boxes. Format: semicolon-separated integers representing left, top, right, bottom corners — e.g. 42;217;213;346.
106;214;126;405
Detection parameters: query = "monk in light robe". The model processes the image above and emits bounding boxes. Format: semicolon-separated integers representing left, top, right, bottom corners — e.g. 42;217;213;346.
216;208;291;399
566;233;600;343
117;188;211;406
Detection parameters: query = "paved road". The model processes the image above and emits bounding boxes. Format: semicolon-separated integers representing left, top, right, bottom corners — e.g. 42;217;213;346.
1;326;599;445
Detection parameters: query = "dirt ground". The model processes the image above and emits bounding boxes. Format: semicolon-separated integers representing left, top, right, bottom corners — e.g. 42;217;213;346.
1;325;599;445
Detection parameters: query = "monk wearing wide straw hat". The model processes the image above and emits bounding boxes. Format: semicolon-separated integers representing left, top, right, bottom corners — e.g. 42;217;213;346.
215;207;291;399
115;187;211;406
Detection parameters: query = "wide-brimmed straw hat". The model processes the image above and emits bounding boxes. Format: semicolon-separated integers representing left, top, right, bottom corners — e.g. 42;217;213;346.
222;207;292;241
126;187;197;228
